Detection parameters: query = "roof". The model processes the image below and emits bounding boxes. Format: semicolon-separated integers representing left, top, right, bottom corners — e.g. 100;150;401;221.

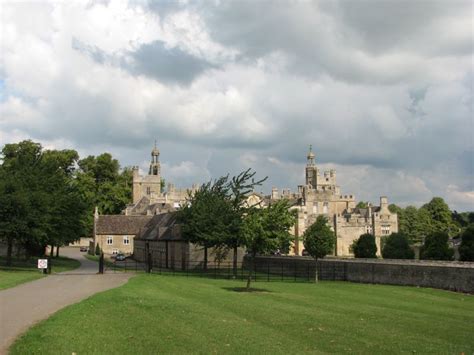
137;212;182;241
96;215;153;235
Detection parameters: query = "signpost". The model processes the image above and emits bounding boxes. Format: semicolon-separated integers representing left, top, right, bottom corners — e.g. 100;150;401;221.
38;259;48;274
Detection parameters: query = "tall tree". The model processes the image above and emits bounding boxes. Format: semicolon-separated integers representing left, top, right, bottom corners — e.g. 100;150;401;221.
242;199;296;290
421;197;457;236
179;177;235;270
302;215;335;282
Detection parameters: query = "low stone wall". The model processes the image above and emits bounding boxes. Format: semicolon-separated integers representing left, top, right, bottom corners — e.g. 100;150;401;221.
245;256;474;293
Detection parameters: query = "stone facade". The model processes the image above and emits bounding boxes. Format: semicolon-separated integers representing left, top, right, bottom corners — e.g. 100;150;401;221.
127;143;398;258
126;143;198;215
249;146;398;257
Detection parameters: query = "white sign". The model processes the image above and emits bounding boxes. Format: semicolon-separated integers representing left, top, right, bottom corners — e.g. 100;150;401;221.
38;259;48;269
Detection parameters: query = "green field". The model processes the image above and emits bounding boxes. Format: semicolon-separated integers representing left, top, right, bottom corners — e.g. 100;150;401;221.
10;275;474;354
0;256;81;290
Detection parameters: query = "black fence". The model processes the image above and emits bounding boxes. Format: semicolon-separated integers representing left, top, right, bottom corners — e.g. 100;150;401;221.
143;259;318;282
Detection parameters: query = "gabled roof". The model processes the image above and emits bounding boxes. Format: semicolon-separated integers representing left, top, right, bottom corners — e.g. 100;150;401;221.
96;215;153;235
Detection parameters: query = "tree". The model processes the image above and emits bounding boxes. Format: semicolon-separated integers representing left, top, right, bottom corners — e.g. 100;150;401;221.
459;225;474;261
352;233;377;258
178;169;267;276
381;233;415;259
420;231;454;260
421;197;457;236
242;199;296;290
356;201;369;208
302;215;335;282
179;176;235;270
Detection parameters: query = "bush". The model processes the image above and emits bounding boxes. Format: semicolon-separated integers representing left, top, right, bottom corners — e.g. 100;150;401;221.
459;225;474;261
352;233;377;258
95;244;101;256
420;231;454;261
382;233;414;259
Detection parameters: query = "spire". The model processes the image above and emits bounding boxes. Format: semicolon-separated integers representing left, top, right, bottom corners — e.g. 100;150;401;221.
149;141;161;175
307;144;315;165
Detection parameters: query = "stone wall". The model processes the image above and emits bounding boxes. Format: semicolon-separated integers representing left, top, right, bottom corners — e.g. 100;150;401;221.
245;256;474;293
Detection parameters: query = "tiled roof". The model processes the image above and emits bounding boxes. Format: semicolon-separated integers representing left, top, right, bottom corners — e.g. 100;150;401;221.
96;215;153;235
137;212;182;241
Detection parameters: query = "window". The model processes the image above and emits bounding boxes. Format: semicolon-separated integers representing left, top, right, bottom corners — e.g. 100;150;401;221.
381;225;391;235
106;236;113;245
123;236;130;245
112;249;119;255
146;187;151;195
323;202;328;214
312;205;318;214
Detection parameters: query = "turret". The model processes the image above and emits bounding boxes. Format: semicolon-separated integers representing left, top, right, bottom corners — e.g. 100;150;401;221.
305;145;317;188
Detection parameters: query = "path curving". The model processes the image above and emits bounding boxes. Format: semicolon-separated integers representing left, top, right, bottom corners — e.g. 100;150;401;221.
0;247;133;354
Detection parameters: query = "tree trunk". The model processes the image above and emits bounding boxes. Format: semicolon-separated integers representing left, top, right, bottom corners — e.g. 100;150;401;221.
50;245;54;257
6;237;13;266
233;246;238;279
246;252;256;291
56;245;60;258
203;246;208;271
314;258;319;283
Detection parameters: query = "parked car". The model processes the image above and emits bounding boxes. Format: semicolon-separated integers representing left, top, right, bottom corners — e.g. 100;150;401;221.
79;246;88;252
115;253;126;261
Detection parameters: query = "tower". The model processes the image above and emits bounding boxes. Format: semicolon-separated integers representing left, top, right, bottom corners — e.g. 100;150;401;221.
305;145;317;188
149;141;161;176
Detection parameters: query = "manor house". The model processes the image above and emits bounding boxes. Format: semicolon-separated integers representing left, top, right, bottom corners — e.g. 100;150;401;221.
93;144;398;258
248;146;398;256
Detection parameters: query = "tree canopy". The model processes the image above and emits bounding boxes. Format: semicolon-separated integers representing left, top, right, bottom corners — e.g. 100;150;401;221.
352;233;377;258
302;215;335;281
381;233;414;259
458;226;474;261
420;231;454;261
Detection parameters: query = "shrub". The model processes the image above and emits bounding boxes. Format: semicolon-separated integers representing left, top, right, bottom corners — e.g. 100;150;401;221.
420;231;454;260
459;225;474;261
352;233;377;258
95;243;101;256
382;233;414;259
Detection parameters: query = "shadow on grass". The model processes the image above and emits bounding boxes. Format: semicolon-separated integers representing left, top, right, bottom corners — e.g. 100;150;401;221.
222;287;272;293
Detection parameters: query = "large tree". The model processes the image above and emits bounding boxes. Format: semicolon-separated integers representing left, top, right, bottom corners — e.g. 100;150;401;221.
178;176;235;270
242;199;296;290
302;215;335;282
0;141;88;265
421;197;458;236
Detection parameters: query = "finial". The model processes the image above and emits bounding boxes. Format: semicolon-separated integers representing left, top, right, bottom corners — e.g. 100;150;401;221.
309;144;312;152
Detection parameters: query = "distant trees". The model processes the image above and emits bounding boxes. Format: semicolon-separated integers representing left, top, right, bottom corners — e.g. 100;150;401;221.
381;233;414;259
303;215;335;282
420;231;453;261
459;226;474;261
352;233;377;258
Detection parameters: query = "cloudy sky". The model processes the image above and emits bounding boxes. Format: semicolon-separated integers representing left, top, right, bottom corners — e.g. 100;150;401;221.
1;0;472;211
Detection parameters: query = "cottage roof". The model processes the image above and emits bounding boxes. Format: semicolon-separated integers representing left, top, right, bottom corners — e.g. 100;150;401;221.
96;215;152;235
137;212;182;241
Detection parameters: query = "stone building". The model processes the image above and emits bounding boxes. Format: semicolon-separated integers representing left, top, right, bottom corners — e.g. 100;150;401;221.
126;142;198;215
92;208;152;256
252;146;398;257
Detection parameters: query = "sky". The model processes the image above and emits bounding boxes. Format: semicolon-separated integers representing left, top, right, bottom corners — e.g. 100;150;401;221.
0;0;472;211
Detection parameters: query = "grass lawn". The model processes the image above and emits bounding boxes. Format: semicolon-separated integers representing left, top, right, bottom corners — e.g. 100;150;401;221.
10;275;474;354
0;256;81;290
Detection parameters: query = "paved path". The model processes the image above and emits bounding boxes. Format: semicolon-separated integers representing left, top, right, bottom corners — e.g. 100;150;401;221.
0;248;133;354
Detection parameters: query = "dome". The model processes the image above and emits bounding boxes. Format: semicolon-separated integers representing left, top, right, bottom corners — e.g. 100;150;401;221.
307;145;315;160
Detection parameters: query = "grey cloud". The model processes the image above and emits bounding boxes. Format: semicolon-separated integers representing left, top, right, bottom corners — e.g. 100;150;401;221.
123;40;215;85
72;38;214;85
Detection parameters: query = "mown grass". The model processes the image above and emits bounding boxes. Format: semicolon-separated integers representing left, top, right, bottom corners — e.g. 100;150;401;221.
0;256;81;290
11;275;474;354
